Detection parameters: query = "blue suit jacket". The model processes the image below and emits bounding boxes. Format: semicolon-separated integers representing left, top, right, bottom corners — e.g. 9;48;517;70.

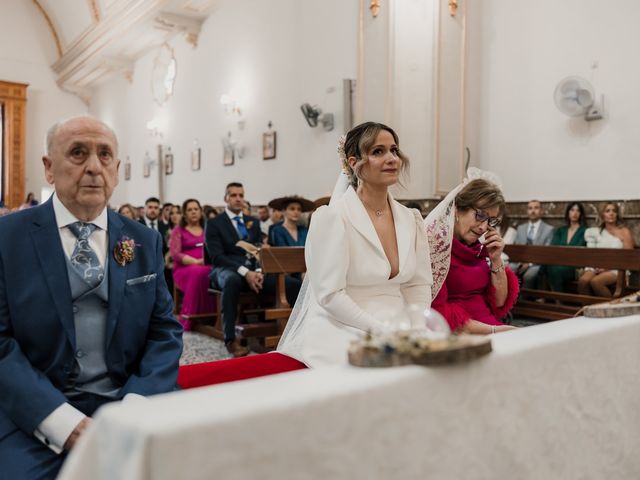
0;199;183;440
205;213;262;270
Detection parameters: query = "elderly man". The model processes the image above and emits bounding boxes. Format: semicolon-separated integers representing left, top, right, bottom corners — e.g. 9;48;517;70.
0;116;183;478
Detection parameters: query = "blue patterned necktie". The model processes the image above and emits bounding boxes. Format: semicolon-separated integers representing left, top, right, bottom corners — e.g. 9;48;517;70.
68;222;104;288
527;223;535;245
234;215;249;240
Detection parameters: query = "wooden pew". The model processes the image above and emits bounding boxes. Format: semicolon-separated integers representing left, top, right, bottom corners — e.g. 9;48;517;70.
504;244;640;320
242;247;306;350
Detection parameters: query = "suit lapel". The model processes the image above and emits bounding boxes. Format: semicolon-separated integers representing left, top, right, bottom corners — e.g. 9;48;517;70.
535;222;548;244
106;211;126;346
30;200;76;348
343;187;391;268
221;213;241;242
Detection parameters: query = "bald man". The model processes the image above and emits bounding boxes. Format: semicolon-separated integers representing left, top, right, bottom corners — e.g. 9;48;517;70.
0;116;182;478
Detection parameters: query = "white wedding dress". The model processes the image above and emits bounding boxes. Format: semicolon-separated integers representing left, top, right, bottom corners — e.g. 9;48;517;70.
277;186;433;367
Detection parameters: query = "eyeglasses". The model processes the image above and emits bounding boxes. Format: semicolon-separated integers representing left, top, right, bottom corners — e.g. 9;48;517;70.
474;209;501;228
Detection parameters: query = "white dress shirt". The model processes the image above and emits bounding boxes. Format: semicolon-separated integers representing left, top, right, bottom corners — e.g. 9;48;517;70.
143;216;159;230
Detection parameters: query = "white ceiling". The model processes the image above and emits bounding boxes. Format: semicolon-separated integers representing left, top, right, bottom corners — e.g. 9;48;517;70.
32;0;216;101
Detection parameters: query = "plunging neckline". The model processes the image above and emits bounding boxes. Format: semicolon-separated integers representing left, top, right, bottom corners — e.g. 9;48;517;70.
344;187;408;282
363;198;400;280
283;223;298;242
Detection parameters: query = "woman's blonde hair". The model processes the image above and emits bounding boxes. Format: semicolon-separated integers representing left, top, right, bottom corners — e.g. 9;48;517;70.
455;179;505;216
342;122;409;189
599;202;622;230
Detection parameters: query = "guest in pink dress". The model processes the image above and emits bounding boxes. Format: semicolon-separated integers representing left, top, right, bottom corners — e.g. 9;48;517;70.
427;177;519;334
170;199;215;330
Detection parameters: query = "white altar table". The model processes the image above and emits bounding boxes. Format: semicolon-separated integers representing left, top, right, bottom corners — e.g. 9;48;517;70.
59;315;640;480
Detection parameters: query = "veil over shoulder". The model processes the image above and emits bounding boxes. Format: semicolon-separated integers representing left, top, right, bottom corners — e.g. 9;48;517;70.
423;167;503;299
276;172;350;356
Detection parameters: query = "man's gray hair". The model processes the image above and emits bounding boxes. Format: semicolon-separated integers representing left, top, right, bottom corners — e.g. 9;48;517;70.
45;115;118;156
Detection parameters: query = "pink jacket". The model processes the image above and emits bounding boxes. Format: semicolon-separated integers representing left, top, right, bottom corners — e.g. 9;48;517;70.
432;238;519;331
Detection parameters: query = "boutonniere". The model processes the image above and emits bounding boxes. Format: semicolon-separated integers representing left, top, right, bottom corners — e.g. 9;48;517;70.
245;220;254;230
114;237;137;266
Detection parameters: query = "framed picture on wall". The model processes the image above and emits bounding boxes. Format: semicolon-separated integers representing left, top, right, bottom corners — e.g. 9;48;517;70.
263;131;276;160
191;148;201;171
124;162;131;181
164;151;174;175
223;147;234;166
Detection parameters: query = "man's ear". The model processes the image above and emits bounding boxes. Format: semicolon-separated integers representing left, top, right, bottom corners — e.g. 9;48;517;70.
42;156;54;185
115;158;121;185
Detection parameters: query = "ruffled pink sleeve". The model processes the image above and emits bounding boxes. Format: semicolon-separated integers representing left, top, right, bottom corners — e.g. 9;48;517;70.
169;227;185;264
485;267;519;320
431;281;473;332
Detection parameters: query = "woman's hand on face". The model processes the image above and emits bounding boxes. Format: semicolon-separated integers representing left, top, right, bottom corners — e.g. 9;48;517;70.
483;228;504;263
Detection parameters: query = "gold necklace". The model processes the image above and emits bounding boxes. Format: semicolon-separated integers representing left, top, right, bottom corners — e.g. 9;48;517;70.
359;195;388;217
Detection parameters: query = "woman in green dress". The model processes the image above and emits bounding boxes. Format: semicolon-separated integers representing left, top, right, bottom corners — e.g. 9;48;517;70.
542;202;587;291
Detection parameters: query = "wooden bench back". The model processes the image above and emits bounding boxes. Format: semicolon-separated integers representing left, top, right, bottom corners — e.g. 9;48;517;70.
260;247;306;274
504;245;640;271
504;245;639;321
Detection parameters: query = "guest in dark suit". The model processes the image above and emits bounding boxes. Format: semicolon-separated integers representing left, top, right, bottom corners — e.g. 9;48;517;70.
139;196;172;292
206;182;301;356
0;116;183;478
139;196;169;248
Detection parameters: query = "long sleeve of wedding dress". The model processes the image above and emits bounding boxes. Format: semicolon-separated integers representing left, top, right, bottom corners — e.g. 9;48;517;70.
305;206;382;333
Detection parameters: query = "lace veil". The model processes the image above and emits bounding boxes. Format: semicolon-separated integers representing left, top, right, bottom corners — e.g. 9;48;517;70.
423;167;503;299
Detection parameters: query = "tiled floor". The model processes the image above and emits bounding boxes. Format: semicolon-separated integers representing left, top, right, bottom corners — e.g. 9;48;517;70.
180;332;231;365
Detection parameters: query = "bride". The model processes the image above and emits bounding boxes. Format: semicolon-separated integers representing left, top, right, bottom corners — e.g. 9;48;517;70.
277;122;433;367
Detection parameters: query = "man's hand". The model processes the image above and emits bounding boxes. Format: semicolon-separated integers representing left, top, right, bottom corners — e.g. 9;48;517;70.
245;271;264;293
64;417;91;451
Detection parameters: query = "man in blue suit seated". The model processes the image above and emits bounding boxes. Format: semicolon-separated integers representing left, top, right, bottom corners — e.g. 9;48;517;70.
0;116;183;478
206;182;301;357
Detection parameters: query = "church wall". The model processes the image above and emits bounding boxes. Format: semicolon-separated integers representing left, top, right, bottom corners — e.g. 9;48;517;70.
465;0;640;201
90;0;358;208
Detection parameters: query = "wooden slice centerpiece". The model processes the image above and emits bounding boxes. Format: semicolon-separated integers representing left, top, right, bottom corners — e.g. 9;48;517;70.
583;291;640;318
348;333;492;367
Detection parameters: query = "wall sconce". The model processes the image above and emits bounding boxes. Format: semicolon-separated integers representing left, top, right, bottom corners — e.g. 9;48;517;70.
370;0;380;18
220;93;242;116
300;103;334;131
146;112;168;137
449;0;458;17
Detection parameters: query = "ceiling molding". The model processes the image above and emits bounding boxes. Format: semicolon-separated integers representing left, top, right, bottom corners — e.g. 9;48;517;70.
154;12;204;47
52;0;166;79
31;0;63;58
88;0;102;23
46;0;212;95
